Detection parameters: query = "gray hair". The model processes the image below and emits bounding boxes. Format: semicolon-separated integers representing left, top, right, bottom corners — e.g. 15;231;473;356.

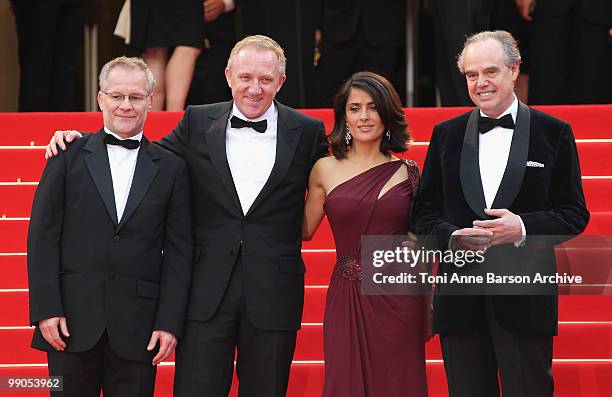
227;35;286;75
99;56;155;93
457;30;521;74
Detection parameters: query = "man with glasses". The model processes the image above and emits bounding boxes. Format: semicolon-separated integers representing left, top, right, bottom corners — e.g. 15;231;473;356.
28;56;193;396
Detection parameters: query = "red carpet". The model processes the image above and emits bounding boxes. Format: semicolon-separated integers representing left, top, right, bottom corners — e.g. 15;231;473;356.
0;106;610;396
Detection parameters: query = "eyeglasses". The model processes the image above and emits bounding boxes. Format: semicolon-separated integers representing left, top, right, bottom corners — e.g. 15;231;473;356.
101;91;150;106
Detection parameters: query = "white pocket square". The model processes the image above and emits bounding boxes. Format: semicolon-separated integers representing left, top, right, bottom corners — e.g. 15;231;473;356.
526;161;544;168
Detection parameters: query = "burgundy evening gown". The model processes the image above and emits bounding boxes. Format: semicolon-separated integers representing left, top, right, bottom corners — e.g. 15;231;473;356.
322;160;427;397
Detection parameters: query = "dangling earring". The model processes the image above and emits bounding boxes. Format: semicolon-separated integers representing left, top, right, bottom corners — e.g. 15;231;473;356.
345;123;352;146
386;130;391;140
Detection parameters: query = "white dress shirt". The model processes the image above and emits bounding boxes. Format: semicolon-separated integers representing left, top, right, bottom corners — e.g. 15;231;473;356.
478;95;526;244
226;104;278;215
104;127;142;222
479;96;518;208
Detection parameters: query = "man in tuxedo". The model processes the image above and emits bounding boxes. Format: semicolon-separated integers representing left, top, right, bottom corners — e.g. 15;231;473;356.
48;36;328;396
412;31;589;396
29;57;193;396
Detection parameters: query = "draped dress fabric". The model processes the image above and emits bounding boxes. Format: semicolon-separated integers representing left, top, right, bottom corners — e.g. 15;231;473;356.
322;160;427;397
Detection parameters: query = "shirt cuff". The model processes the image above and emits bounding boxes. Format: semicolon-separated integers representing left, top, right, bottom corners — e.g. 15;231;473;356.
449;230;460;250
513;216;527;247
222;0;235;12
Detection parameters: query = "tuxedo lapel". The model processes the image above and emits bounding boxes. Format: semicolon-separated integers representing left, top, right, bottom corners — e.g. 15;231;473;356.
205;101;242;213
460;109;488;219
117;137;159;231
246;102;302;217
491;101;530;209
84;130;118;225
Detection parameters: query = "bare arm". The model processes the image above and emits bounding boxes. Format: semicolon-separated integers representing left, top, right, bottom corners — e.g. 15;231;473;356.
515;0;536;21
302;159;327;241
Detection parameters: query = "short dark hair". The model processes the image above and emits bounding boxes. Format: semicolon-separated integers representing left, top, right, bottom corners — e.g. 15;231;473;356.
328;71;410;159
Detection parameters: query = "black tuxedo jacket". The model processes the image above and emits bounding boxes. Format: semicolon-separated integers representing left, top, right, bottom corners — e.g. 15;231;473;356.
28;130;193;362
322;0;405;46
157;100;328;331
412;103;589;336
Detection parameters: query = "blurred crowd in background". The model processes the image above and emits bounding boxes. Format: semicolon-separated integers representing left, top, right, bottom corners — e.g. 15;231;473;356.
9;0;612;112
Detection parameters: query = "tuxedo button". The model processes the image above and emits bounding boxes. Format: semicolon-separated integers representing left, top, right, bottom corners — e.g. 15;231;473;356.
113;236;120;242
230;249;237;256
108;272;117;279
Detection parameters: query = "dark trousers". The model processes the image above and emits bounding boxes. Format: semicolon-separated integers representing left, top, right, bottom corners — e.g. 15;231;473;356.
315;30;403;108
440;298;553;397
47;332;156;397
529;0;612;104
12;0;86;111
174;258;297;397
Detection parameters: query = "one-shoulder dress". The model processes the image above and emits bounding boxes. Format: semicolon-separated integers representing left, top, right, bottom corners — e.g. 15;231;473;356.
322;160;427;397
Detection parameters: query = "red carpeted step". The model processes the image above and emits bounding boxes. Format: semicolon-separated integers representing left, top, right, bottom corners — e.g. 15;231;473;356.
2;140;611;184
3;213;612;253
4;237;609;291
2;178;609;218
0;255;27;289
3;289;611;329
0;361;610;397
1;106;611;145
1;302;610;364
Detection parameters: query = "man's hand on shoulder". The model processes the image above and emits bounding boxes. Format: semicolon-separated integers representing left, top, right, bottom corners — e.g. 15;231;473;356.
39;317;70;351
45;130;83;159
148;330;178;366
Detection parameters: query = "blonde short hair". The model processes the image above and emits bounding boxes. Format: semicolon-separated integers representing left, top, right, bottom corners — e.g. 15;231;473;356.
99;56;155;93
227;35;286;75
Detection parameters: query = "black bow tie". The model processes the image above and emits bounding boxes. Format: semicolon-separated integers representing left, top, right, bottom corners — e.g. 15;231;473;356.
230;115;268;133
103;132;140;149
478;114;515;134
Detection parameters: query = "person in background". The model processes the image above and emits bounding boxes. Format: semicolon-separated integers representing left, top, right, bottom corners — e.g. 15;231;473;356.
130;0;204;110
517;0;612;104
314;0;407;107
11;0;89;111
187;0;237;105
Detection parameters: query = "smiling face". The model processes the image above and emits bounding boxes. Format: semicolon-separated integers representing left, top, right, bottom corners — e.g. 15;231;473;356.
225;46;286;119
462;38;519;118
345;87;385;144
97;67;151;138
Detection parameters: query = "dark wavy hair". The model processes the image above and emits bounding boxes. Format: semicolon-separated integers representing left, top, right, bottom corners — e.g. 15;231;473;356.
328;71;410;159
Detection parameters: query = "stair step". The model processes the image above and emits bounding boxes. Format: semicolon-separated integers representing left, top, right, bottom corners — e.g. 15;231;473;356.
4;237;611;291
1;172;610;219
0;359;610;397
1;106;611;146
3;141;611;182
2;285;612;326
1;312;610;363
3;213;612;253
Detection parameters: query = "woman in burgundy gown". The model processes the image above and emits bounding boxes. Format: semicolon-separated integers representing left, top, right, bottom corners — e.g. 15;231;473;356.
303;72;429;396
